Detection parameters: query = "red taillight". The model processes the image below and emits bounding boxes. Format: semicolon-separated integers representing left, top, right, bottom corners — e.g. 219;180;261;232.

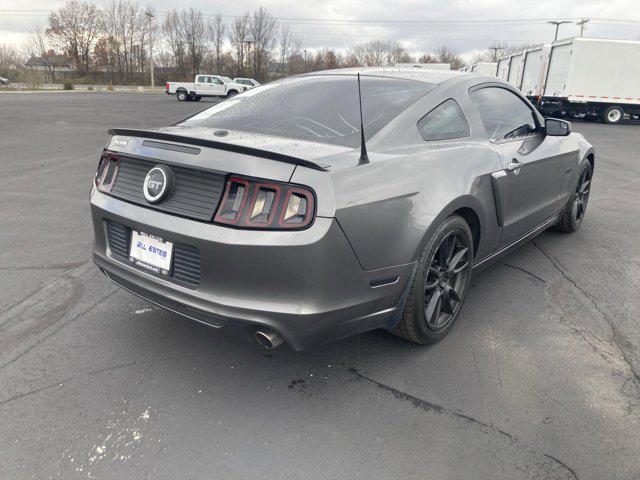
214;176;315;230
95;150;119;192
166;82;170;90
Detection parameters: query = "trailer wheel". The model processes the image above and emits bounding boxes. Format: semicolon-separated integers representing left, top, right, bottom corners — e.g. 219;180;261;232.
602;105;624;124
176;90;188;102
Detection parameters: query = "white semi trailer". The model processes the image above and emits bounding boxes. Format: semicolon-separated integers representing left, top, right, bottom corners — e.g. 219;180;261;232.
496;37;640;124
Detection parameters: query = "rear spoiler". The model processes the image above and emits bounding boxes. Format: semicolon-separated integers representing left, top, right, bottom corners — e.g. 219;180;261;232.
107;128;328;172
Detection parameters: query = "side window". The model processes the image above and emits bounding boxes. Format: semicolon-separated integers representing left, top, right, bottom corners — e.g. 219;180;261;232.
470;87;538;141
417;99;470;141
197;75;207;83
212;77;224;85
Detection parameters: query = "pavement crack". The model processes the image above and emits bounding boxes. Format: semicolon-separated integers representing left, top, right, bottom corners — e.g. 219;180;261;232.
544;454;580;480
0;289;118;372
0;259;92;318
501;262;548;284
0;261;87;271
532;240;640;385
347;367;578;479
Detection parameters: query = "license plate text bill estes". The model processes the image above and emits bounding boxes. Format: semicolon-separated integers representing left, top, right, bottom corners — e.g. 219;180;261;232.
129;230;173;276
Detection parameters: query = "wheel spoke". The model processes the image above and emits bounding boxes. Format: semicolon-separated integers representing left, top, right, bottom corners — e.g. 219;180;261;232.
571;199;580;220
447;247;469;275
425;289;442;325
441;286;453;314
438;234;456;267
424;266;439;290
442;285;461;315
579;179;590;195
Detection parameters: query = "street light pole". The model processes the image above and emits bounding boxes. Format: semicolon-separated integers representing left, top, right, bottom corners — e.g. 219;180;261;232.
145;10;155;91
547;20;571;41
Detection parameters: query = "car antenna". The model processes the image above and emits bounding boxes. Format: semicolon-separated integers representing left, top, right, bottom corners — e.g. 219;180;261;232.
356;73;370;165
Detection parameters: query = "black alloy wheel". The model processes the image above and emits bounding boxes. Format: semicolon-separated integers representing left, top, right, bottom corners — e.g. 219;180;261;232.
393;215;473;344
554;161;592;233
423;230;471;332
571;167;591;225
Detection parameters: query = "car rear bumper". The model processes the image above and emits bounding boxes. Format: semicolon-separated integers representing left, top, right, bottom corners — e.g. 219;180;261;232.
91;189;413;350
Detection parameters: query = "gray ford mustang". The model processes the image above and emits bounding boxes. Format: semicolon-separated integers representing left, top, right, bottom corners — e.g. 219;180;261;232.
91;67;594;350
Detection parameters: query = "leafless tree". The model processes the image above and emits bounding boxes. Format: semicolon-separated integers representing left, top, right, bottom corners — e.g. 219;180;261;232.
207;14;226;74
229;13;250;76
180;7;207;76
97;1;153;83
276;25;301;77
249;7;277;79
418;53;438;63
0;43;24;68
47;0;101;73
435;45;464;70
24;24;58;81
163;9;187;77
346;40;409;67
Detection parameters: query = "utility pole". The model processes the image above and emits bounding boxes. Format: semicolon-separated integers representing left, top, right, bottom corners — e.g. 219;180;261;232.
547;20;571;42
303;49;307;72
489;46;501;62
576;18;590;37
145;10;155;91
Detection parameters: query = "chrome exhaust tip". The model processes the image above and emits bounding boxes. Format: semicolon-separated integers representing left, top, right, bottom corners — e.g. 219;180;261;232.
255;330;283;349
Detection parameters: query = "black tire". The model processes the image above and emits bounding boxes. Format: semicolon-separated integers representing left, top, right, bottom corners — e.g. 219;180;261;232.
393;215;473;344
601;105;624;124
176;90;188;102
554;161;592;233
226;90;238;98
193;96;202;102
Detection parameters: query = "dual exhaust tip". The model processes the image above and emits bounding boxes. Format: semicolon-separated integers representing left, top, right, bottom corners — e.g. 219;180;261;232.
254;330;283;350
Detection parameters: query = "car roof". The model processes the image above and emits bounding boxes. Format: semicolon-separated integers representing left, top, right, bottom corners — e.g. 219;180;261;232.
305;67;469;84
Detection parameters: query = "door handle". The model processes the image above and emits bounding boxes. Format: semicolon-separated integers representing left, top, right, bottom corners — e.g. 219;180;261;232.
506;159;522;172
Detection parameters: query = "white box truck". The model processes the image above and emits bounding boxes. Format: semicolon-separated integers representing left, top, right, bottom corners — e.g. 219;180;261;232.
533;38;640;124
496;54;523;86
519;45;551;97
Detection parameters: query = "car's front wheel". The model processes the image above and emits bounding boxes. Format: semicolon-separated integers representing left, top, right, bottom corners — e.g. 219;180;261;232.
554;161;592;233
393;215;473;344
176;90;188;102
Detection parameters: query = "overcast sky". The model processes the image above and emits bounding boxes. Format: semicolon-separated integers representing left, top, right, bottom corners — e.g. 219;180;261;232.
2;0;640;59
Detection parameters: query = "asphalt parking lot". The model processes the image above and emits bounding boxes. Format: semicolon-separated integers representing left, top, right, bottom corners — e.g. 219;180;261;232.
1;92;639;480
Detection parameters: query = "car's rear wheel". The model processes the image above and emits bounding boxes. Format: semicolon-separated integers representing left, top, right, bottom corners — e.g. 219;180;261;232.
176;90;188;102
227;90;238;97
393;215;473;344
554;161;592;233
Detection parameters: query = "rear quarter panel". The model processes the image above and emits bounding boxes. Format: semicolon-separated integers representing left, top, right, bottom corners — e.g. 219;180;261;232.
332;143;503;270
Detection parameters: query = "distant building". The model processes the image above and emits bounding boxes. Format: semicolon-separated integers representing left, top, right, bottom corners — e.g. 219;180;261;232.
25;55;73;72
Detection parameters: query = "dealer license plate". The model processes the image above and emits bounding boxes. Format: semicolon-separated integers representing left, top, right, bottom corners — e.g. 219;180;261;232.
129;230;173;276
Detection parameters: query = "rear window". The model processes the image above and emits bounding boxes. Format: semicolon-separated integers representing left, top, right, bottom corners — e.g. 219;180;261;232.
417;99;470;141
179;75;434;147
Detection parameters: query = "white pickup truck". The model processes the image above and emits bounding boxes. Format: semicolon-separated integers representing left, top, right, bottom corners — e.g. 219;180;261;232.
165;75;249;101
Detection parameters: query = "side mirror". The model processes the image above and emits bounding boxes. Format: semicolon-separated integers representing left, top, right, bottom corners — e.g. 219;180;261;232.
545;118;571;136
